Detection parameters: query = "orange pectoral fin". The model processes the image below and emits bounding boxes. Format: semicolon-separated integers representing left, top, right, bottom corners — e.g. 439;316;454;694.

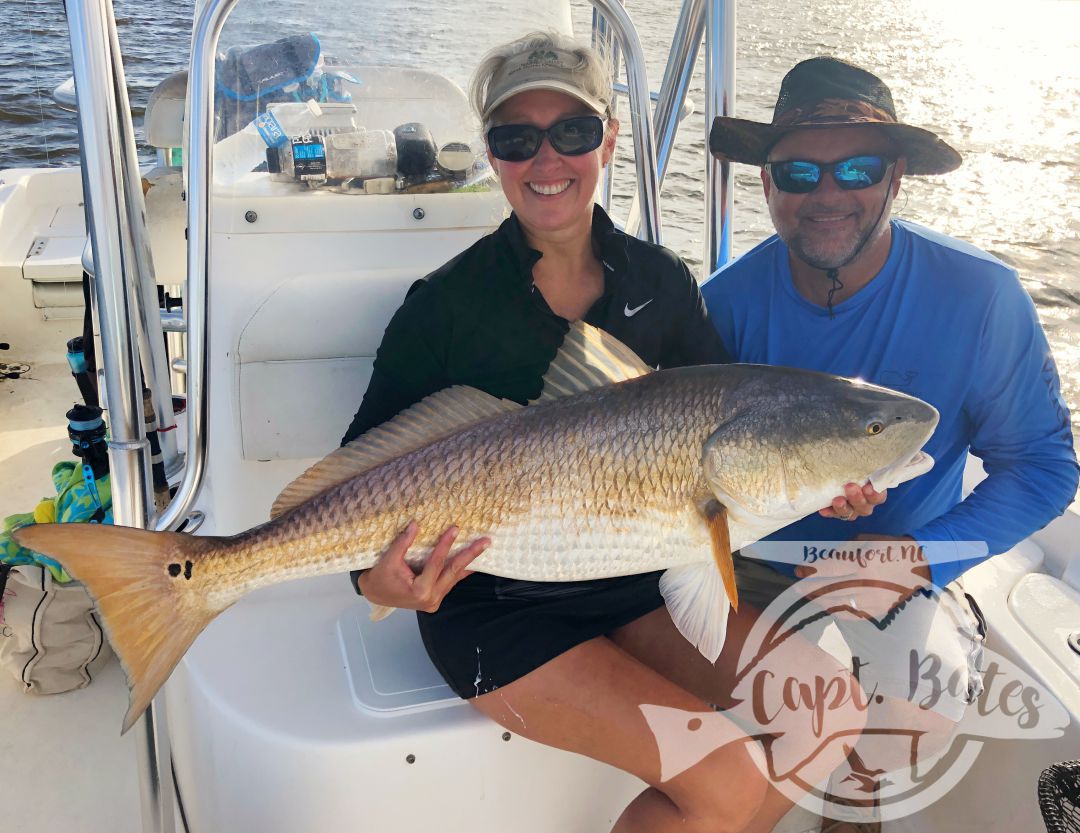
704;501;739;613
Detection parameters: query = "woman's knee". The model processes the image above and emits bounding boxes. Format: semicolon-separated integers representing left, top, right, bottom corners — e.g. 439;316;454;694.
659;739;771;833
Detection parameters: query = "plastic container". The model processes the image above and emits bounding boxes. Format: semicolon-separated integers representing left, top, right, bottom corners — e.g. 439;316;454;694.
214;100;357;185
325;129;397;180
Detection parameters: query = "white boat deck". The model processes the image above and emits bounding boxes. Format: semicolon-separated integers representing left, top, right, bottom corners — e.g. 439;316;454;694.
0;361;141;833
0;658;141;833
1;363;78;518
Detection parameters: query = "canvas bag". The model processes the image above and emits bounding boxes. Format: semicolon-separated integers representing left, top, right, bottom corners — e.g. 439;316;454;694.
0;563;112;694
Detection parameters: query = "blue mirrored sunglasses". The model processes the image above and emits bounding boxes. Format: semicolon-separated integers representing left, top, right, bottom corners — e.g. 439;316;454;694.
766;155;894;194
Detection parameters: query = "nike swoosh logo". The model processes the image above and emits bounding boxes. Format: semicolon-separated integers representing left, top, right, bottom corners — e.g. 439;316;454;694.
624;299;653;317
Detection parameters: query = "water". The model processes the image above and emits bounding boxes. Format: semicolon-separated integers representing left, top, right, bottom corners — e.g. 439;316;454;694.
3;0;1078;443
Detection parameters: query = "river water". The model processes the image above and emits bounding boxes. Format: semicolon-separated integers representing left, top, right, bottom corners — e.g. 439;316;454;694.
3;0;1078;444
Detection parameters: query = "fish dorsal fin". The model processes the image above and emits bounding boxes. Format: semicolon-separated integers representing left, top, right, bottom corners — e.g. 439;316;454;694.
536;321;653;402
270;386;521;519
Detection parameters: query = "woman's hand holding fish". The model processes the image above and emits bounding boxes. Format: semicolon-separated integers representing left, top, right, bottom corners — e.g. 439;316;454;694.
818;482;887;521
358;521;491;613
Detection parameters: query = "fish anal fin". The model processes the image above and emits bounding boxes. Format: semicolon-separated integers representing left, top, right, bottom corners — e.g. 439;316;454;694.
271;386;522;519
12;523;221;734
703;499;739;613
535;321;653;402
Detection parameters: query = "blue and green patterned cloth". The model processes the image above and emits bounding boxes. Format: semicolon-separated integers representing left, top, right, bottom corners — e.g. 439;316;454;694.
1;461;112;582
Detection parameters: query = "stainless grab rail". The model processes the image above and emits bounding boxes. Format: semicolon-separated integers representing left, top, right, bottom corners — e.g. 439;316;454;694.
624;0;706;238
65;0;150;618
63;2;176;831
66;30;181;483
704;0;736;272
655;0;707;187
151;0;234;533
611;82;695;119
589;0;663;245
591;8;621;216
160;311;186;332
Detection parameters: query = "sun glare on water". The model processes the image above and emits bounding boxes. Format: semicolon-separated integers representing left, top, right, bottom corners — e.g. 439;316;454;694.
878;0;1080;443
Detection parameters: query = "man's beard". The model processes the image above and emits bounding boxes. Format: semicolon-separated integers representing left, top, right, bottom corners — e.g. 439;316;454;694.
787;208;889;271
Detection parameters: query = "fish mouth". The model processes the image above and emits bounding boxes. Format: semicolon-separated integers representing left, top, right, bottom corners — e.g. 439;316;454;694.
868;449;935;492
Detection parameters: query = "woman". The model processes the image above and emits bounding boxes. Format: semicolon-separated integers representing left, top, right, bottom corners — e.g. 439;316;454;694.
343;32;881;833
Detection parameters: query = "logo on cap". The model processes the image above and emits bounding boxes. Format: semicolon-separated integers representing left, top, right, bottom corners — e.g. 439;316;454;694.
509;49;566;76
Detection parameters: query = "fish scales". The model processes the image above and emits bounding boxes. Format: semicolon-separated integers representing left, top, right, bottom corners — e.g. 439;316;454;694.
194;371;726;603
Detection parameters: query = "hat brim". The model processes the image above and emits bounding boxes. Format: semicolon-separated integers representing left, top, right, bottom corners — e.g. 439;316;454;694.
709;116;962;175
483;81;608;122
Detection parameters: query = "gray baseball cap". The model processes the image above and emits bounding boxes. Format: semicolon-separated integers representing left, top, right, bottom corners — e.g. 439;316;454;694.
482;47;609;121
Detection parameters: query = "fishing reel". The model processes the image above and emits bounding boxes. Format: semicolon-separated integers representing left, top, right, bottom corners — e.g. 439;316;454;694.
67;404;109;478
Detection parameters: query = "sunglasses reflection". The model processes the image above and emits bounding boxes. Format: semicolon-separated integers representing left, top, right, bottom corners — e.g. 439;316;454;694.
767;155;895;194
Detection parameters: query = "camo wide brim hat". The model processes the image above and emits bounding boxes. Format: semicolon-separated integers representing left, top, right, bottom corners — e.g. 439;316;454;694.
709;56;962;176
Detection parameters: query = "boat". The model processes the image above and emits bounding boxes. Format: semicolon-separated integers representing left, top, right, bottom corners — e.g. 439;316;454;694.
1;0;1077;831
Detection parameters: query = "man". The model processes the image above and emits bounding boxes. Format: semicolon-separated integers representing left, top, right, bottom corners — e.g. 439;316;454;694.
701;57;1078;831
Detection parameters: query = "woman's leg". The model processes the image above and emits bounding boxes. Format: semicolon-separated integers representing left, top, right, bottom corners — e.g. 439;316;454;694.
470;631;769;833
611;605;870;833
471;602;867;833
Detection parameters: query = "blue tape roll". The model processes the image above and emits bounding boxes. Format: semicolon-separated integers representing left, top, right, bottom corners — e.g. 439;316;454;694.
67;351;88;374
68;417;104;432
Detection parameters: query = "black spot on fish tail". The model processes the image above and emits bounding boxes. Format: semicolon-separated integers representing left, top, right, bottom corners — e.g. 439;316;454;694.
183;560;193;580
168;563;182;577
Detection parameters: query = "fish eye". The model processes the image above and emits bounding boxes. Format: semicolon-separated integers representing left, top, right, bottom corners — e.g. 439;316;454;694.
867;421;885;436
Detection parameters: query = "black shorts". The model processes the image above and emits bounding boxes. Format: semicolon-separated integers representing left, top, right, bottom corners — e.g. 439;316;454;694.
417;571;666;699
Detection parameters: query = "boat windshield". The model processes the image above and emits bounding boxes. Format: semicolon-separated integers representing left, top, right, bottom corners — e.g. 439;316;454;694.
199;0;577;196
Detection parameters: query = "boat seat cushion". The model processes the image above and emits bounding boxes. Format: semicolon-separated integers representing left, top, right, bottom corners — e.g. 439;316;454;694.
237;268;420;460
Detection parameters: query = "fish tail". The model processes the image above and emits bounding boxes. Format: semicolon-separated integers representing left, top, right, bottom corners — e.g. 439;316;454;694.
13;523;223;733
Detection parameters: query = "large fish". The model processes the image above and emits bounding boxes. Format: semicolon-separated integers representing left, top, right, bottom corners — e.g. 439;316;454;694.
15;323;938;732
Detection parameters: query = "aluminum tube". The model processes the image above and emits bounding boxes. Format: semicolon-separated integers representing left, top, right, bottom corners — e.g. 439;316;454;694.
71;25;181;479
624;0;705;237
160;310;186;332
165;284;187;395
64;2;171;833
104;2;180;486
703;0;735;273
591;8;620;214
64;0;150;522
153;0;240;532
588;0;662;244
655;0;705;185
133;691;174;833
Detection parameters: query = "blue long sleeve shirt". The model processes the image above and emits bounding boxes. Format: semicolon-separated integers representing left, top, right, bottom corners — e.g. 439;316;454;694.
702;220;1078;588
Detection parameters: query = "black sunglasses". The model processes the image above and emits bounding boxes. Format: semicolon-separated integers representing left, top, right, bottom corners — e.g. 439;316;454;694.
487;115;605;162
766;155;895;194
